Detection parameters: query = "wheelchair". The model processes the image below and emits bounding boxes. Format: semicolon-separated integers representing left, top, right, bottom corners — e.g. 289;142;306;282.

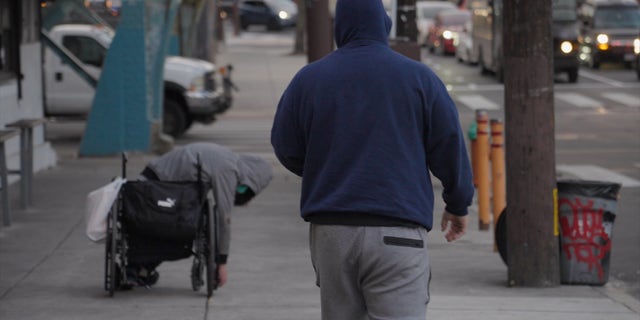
104;154;219;297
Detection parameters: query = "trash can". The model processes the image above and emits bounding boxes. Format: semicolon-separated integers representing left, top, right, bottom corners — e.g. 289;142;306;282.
557;180;621;285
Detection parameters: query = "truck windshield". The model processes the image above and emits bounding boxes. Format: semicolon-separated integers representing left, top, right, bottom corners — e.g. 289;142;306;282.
265;0;296;12
441;12;471;26
421;5;455;19
552;0;577;22
593;6;640;29
96;27;114;48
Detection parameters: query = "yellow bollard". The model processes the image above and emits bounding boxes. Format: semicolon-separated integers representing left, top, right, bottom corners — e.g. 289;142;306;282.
491;119;506;249
476;110;491;230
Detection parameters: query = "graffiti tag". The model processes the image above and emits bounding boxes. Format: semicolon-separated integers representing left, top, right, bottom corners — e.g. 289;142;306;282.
559;197;611;280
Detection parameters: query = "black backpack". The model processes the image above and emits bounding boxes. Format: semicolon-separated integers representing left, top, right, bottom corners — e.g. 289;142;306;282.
121;179;205;241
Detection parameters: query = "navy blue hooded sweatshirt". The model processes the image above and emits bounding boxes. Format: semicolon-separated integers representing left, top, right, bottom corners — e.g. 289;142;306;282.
271;0;474;230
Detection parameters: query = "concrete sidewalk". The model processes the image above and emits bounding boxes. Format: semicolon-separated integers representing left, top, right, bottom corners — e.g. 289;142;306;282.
1;31;639;320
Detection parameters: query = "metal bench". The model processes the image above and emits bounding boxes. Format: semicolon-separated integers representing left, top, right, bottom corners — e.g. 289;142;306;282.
2;118;47;226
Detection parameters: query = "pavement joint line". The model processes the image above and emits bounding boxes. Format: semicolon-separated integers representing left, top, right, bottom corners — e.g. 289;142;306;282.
593;284;640;314
0;217;83;299
204;296;211;320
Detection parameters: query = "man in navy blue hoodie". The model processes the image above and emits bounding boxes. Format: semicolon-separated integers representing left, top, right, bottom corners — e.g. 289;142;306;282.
271;0;474;318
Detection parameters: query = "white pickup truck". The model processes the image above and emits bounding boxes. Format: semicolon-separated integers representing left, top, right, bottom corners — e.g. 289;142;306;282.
43;24;234;137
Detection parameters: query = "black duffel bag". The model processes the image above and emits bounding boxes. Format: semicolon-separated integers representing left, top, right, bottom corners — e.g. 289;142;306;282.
121;180;205;241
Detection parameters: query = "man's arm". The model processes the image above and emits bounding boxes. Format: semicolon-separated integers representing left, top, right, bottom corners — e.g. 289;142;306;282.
207;187;232;286
271;83;305;176
425;78;474;217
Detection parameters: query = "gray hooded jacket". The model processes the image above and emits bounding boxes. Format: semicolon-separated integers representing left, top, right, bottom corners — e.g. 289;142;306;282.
146;142;273;261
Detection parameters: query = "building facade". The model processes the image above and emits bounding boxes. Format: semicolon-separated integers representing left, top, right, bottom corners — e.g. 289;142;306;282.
1;0;57;186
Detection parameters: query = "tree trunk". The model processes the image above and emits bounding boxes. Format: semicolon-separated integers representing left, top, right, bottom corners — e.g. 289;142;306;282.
503;0;560;287
293;0;306;54
306;0;332;63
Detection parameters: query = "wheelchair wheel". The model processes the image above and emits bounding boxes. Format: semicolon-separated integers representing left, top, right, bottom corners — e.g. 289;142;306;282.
104;203;118;296
190;226;205;291
205;204;218;297
190;253;204;291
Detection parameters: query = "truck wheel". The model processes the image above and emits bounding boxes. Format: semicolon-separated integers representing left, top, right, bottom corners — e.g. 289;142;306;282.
496;66;504;83
163;99;188;138
185;117;194;131
588;53;600;69
479;50;490;75
240;18;249;30
267;18;282;31
568;68;578;83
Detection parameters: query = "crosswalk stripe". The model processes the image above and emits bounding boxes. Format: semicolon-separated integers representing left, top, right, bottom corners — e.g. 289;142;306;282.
578;70;626;87
555;93;603;108
556;164;640;188
455;94;500;110
601;93;640;108
453;91;637;111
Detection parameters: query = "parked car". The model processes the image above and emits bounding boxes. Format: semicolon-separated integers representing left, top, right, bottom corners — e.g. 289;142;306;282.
416;0;457;46
239;0;297;30
426;8;471;55
455;19;477;64
578;0;640;69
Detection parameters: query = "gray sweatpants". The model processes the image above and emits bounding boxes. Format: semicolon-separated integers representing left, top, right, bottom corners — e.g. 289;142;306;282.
309;224;431;320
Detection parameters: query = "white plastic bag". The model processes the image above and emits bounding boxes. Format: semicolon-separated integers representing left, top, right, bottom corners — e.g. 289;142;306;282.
85;177;126;242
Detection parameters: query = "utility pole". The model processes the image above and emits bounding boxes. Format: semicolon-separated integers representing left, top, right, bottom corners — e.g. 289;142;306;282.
503;0;560;287
306;0;332;63
293;0;307;54
389;0;420;61
194;0;218;63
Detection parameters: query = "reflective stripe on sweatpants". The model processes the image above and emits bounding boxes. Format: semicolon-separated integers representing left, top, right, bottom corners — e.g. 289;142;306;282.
309;224;431;320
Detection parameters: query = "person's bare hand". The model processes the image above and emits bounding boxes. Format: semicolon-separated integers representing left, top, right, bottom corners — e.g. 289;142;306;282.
440;211;467;242
217;264;228;287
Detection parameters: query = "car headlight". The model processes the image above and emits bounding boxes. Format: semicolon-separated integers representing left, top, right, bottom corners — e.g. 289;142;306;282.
596;33;609;50
560;41;573;54
278;10;289;20
442;30;453;40
189;76;205;92
634;38;640;55
596;34;609;44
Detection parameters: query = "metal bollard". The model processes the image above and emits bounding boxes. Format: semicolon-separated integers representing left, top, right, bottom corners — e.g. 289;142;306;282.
476;110;491;230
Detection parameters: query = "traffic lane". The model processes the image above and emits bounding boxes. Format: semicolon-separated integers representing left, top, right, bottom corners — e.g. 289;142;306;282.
449;88;640;182
422;50;640;86
555;106;640;180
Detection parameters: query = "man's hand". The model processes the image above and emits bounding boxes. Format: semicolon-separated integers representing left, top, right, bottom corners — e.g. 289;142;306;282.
440;211;467;242
218;264;228;287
